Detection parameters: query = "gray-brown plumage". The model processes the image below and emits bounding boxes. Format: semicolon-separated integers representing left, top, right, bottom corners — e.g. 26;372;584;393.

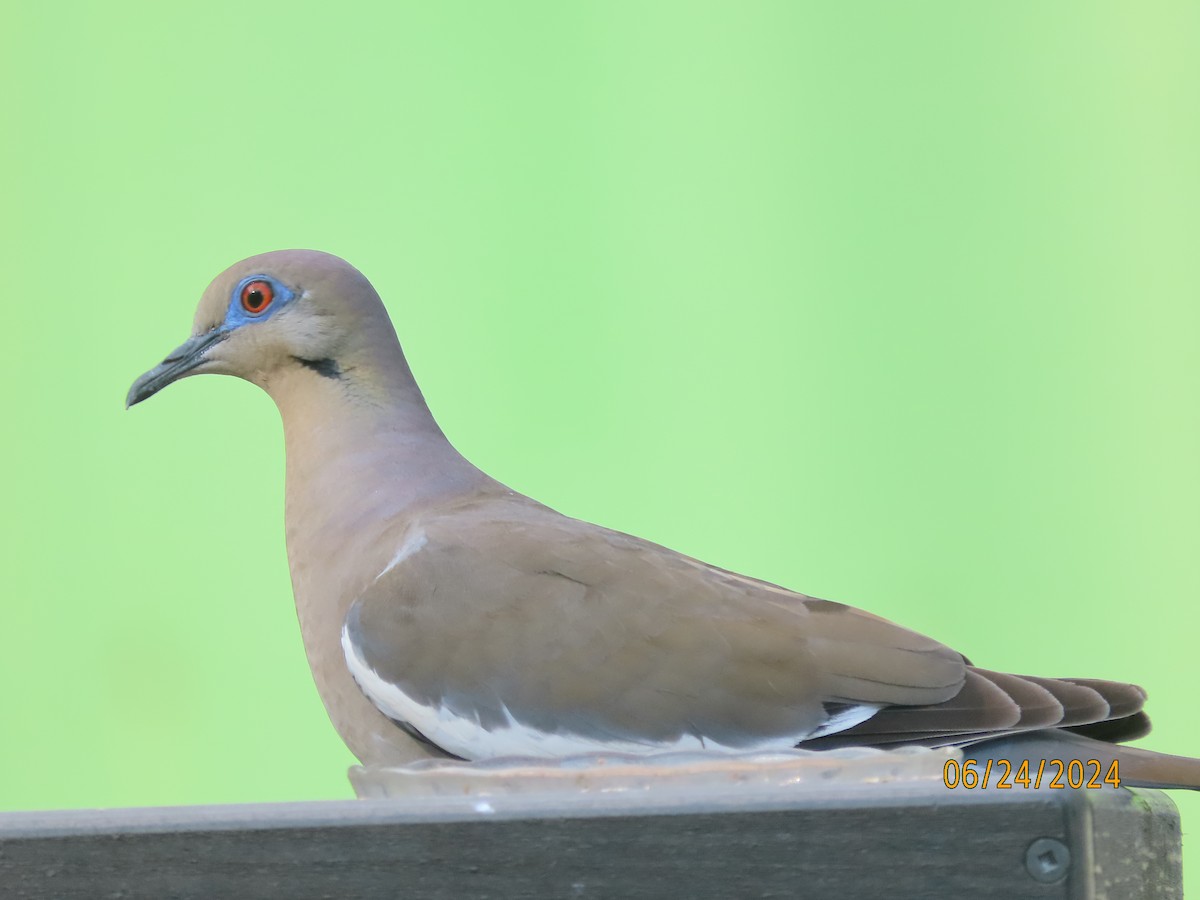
127;250;1200;789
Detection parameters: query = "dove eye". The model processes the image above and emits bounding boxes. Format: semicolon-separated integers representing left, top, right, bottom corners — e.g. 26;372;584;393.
240;280;274;315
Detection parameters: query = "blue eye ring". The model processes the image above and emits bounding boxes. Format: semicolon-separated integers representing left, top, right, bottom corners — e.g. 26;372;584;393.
226;275;295;327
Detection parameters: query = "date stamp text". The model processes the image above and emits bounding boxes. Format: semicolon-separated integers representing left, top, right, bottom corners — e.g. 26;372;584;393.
943;758;1121;790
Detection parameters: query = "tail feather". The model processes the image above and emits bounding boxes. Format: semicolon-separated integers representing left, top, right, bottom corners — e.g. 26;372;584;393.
1065;711;1154;743
806;666;1200;788
798;667;1200;786
800;665;1200;788
805;667;1126;748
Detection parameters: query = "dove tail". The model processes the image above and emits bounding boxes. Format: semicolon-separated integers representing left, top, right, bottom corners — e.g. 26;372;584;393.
800;667;1200;788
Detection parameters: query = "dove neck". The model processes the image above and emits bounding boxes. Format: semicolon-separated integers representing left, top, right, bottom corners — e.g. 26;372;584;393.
271;349;495;541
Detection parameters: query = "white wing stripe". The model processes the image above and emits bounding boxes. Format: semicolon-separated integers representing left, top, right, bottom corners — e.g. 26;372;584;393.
341;624;879;759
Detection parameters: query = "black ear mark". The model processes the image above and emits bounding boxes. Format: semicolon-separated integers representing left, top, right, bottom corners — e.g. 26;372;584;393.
292;356;342;380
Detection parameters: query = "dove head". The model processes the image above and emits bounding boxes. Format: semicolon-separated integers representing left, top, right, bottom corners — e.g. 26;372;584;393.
127;250;405;408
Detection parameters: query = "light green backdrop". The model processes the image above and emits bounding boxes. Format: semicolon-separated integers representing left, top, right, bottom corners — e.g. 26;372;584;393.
2;0;1197;886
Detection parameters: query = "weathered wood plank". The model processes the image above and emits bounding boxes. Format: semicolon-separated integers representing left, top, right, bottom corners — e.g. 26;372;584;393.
0;781;1180;899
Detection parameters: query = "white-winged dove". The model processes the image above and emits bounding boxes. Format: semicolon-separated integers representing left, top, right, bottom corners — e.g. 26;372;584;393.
128;250;1200;788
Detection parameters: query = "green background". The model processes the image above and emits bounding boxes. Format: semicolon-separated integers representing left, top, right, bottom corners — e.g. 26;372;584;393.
3;0;1198;885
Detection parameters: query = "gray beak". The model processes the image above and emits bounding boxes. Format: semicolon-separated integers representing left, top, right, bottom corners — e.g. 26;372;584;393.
126;328;229;408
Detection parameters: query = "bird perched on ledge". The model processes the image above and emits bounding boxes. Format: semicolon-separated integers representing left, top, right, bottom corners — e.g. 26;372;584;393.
128;250;1200;788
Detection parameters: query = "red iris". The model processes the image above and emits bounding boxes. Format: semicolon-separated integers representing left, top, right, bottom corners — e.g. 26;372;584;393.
241;280;274;314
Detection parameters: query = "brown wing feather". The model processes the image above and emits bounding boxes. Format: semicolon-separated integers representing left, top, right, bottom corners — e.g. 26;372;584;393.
1018;676;1110;726
349;493;1172;776
351;495;966;748
1063;678;1146;718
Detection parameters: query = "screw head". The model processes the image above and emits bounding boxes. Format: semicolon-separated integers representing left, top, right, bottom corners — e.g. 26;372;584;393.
1025;837;1071;883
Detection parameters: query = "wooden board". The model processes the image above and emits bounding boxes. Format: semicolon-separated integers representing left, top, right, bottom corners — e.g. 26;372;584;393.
0;779;1180;899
